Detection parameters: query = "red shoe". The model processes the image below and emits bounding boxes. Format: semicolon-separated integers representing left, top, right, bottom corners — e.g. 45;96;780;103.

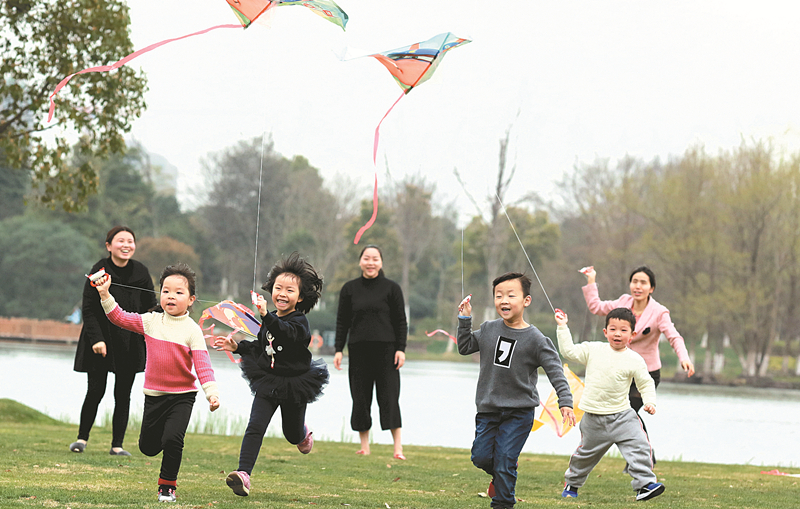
488;479;496;498
297;425;313;454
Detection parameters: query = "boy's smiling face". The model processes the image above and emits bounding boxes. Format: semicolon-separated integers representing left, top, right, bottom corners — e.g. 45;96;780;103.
494;278;531;325
603;317;636;351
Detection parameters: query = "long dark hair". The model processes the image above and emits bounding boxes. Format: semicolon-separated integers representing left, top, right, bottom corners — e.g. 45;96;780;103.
262;252;323;314
629;266;656;290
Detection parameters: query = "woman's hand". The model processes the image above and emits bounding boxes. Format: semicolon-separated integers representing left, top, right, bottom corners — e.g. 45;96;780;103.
92;341;107;357
681;360;696;377
209;396;220;412
333;351;343;371
584;266;597;285
394;350;405;370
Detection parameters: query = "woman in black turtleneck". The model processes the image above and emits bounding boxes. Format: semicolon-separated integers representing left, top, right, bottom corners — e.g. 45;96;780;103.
70;226;156;456
334;245;408;459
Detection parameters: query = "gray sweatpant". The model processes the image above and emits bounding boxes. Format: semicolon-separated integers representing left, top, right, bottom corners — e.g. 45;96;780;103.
565;408;656;490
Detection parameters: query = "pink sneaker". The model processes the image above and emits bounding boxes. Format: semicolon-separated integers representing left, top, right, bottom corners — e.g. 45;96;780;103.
297;425;313;454
226;471;250;497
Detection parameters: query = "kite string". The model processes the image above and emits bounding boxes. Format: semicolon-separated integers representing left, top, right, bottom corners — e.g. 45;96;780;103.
461;227;465;298
106;281;218;304
494;192;555;313
253;131;267;290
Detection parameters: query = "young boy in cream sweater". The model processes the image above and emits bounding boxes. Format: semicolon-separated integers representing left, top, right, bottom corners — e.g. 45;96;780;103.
555;307;664;502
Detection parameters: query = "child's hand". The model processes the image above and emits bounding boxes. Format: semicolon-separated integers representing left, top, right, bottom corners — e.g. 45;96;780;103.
643;403;656;415
333;352;343;371
256;294;268;317
209;396;220;412
95;274;112;299
561;406;576;426
554;308;568;326
213;336;238;352
458;294;472;317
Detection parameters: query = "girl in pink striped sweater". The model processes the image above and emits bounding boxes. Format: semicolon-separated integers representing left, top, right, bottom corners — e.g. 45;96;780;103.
95;263;219;503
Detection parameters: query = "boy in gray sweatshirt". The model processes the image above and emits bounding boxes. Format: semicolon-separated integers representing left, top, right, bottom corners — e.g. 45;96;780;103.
458;272;575;509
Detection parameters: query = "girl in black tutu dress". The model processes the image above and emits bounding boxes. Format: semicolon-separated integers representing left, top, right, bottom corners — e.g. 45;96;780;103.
214;253;327;497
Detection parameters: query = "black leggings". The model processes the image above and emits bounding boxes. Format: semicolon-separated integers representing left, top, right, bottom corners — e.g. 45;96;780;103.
238;394;307;475
77;370;136;448
348;342;401;432
139;393;196;484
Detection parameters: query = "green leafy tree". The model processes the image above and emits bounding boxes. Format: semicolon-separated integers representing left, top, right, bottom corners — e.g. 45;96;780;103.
0;0;147;210
0;216;93;319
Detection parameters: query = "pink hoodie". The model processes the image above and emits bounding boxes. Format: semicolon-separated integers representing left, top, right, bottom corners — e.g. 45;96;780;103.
582;283;690;371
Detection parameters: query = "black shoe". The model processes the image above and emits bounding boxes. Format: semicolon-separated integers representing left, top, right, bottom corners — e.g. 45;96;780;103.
636;482;665;501
109;448;131;456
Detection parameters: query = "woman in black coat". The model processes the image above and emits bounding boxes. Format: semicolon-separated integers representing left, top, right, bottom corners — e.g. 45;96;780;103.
70;226;156;455
334;245;408;459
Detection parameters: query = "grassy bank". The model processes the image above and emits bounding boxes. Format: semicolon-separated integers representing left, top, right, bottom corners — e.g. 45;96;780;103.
0;399;795;508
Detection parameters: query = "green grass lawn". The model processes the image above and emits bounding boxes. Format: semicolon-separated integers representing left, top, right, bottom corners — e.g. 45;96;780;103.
0;399;795;508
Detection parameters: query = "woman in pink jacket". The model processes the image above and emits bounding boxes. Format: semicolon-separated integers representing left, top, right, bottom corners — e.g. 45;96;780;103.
582;266;694;462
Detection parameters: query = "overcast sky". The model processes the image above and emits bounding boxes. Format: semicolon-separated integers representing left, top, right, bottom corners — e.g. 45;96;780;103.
106;1;800;223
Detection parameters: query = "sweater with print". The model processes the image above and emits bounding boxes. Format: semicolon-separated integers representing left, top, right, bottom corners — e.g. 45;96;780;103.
582;283;689;371
557;324;655;415
457;316;573;413
101;295;219;400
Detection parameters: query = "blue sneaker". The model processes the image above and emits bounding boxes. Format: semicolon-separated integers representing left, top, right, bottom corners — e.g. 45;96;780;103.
636;482;665;501
562;484;578;498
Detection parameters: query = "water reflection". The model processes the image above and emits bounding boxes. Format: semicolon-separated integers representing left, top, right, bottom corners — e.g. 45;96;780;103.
1;342;798;467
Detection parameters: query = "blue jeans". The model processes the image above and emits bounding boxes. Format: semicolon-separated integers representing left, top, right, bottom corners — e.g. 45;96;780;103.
472;408;535;509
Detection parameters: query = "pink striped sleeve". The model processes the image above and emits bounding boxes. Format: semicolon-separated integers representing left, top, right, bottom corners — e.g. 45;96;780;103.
106;303;145;335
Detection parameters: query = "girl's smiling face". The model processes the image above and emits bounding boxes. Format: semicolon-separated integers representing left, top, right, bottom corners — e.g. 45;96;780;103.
359;247;383;279
106;231;135;266
272;273;303;316
160;275;196;317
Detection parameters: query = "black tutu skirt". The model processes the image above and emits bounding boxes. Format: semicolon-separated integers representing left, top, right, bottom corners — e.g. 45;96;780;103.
239;356;329;405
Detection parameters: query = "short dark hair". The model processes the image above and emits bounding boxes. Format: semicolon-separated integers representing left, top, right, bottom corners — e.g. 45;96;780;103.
105;225;135;244
151;263;197;313
492;272;532;297
359;244;383;260
606;307;636;330
629;266;656;290
262;252;323;314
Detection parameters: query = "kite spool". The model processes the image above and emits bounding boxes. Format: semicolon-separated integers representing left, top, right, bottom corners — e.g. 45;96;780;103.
86;268;107;287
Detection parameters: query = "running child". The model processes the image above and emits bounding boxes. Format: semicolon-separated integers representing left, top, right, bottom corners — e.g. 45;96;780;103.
556;307;664;501
95;263;220;503
458;272;575;509
215;252;327;497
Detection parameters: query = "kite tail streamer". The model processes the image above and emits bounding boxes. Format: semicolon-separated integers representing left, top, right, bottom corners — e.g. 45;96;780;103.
47;24;241;122
373;90;406;164
495;192;555;313
425;329;457;343
353;172;379;244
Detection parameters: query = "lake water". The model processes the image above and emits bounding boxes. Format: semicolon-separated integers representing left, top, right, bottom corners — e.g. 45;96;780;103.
1;342;798;467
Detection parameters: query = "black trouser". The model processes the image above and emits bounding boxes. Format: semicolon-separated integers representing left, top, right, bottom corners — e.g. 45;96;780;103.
238;394;307;475
348;342;401;432
139;393;195;485
77;370;136;448
629;368;661;463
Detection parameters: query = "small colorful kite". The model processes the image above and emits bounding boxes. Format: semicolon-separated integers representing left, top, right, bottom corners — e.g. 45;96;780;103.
48;0;348;122
531;364;585;437
226;0;348;30
198;300;262;363
354;32;470;244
